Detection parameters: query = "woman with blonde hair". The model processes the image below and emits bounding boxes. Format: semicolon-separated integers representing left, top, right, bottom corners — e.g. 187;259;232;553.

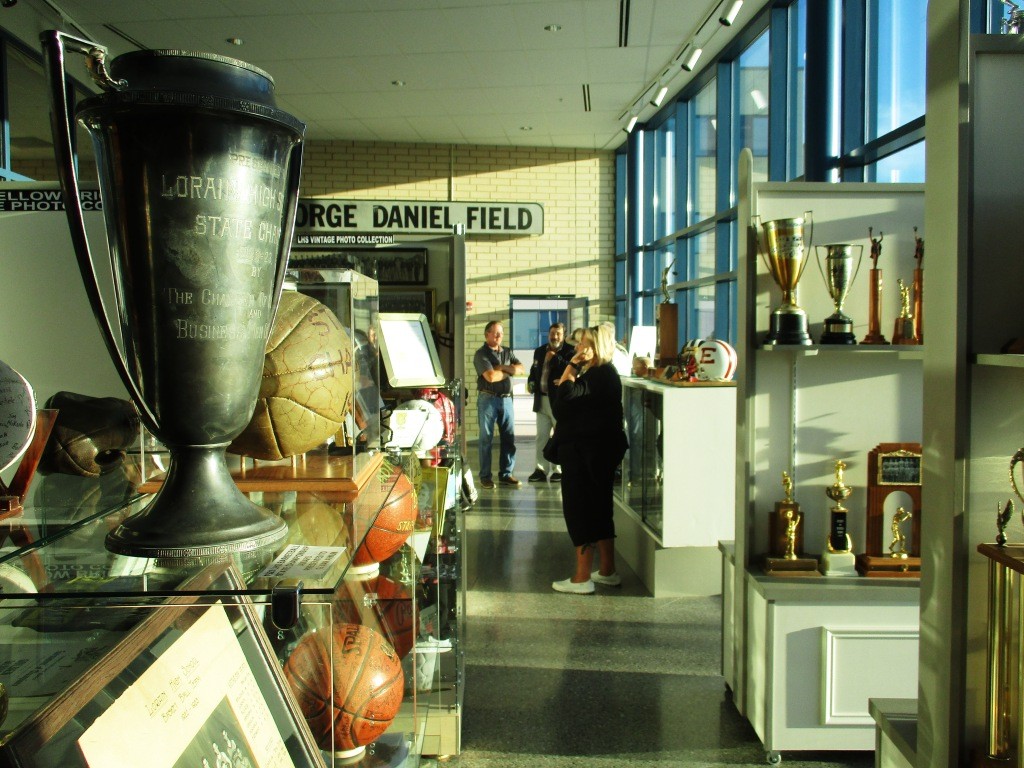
548;324;629;593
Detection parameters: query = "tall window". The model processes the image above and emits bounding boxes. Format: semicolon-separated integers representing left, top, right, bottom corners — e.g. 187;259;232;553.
615;0;926;345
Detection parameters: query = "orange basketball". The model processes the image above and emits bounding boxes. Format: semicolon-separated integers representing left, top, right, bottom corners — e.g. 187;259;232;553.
334;575;416;659
230;291;353;460
284;623;404;752
351;462;418;568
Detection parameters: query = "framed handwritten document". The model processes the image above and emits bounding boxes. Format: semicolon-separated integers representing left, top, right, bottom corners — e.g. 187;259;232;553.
0;563;324;767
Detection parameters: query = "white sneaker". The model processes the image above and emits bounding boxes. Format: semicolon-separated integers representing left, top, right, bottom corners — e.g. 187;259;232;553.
552;578;595;594
591;571;622;586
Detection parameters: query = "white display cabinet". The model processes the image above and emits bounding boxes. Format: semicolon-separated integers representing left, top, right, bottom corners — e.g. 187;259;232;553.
726;150;926;760
745;574;919;763
615;378;736;597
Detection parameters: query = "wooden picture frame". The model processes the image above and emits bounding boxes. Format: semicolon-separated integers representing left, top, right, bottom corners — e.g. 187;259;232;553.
0;562;324;768
379;288;435;319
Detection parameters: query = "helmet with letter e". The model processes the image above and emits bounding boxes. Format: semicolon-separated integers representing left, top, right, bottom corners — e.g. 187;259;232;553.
695;339;738;382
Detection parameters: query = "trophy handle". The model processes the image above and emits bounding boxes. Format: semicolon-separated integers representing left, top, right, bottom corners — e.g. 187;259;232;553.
749;214;771;275
792;211;814;286
813;244;828;287
41;30;158;432
850;244;865;289
1010;449;1024;507
267;141;305;329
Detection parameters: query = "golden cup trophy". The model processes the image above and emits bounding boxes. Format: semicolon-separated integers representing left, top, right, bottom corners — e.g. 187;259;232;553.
891;279;920;345
752;213;813;346
815;243;864;344
764;471;819;575
861;228;889;344
821;460;857;577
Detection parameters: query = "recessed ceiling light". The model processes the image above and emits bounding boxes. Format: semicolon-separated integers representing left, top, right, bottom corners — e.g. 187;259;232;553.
391;80;406;87
544;24;562;32
226;37;243;46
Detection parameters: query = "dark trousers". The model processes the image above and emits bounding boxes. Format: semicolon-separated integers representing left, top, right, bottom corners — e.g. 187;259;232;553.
559;440;616;547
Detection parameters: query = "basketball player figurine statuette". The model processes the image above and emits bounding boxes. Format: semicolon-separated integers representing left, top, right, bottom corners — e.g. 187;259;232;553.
821;460;858;577
764;470;819;575
889;507;912;558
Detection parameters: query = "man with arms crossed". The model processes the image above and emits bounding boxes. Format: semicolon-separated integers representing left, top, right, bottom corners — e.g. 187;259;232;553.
474;321;524;489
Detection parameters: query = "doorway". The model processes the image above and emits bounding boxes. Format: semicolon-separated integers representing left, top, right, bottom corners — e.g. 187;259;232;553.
508;295;588;436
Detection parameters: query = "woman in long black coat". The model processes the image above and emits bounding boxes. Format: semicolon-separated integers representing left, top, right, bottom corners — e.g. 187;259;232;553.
549;324;628;594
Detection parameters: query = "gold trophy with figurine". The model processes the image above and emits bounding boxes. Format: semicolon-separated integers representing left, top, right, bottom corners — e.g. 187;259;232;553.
891;279;921;345
764;471;818;574
821;460;858;577
751;213;813;346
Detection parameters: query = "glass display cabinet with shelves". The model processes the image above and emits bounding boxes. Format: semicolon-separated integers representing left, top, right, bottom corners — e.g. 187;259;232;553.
614;377;736;597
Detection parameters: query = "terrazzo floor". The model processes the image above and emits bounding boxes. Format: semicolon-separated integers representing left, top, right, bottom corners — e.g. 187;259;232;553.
429;438;875;768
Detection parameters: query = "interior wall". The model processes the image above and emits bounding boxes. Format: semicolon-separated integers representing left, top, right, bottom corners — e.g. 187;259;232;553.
300;140;617;445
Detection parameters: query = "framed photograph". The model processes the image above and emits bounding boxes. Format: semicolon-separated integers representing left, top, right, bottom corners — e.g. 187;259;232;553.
377;313;445;388
876;449;922;486
373;248;428;285
0;562;324;768
380;288;435;319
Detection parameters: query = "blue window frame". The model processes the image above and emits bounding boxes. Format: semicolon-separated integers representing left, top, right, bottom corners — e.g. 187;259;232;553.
614;0;925;348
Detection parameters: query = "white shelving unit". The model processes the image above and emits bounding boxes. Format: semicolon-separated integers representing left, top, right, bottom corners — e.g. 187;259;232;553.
725;153;927;760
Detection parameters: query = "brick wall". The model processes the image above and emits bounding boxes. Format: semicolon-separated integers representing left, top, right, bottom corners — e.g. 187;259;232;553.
302;140;617;443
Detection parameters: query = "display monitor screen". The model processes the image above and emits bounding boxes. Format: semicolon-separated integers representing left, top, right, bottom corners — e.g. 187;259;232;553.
377;313;446;388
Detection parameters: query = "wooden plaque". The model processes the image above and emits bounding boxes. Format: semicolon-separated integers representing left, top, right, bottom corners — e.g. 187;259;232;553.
857;442;922;577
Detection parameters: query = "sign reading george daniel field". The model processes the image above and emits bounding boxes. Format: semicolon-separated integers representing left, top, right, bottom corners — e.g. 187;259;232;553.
294;198;543;239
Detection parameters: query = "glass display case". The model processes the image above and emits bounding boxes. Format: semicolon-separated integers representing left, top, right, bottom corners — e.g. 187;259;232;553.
289;268;382;466
0;436;464;767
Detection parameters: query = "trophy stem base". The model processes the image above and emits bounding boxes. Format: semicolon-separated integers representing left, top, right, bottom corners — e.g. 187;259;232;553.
764;308;812;346
861;331;889;345
106;445;288;557
821;550;858;577
820;313;857;344
764;556;820;576
856;554;921;577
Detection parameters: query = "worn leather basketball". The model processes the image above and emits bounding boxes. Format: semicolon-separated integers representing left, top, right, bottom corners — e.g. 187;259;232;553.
334;574;415;659
284;623;404;752
352;464;418;568
230;291;353;460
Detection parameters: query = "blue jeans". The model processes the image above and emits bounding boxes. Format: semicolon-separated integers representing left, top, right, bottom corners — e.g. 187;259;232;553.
477;393;516;480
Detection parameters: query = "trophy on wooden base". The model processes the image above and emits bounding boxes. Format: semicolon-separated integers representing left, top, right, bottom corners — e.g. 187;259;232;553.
891;279;921;345
821;460;858;577
764;471;819;575
861;228;889;345
752;213;814;346
856;443;922;577
657;258;679;366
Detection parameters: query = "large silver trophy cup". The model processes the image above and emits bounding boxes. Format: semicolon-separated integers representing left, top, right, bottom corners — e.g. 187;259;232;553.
42;31;305;557
815;243;864;344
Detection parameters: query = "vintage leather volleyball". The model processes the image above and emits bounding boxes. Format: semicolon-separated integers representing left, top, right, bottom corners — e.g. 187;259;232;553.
230;291;353;460
284;623;404;753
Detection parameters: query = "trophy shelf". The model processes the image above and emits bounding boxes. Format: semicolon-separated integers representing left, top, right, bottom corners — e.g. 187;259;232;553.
971;353;1024;369
138;451;384;499
758;344;925;361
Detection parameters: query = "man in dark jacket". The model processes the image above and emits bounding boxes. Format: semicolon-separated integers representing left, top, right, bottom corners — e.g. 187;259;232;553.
526;322;572;482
